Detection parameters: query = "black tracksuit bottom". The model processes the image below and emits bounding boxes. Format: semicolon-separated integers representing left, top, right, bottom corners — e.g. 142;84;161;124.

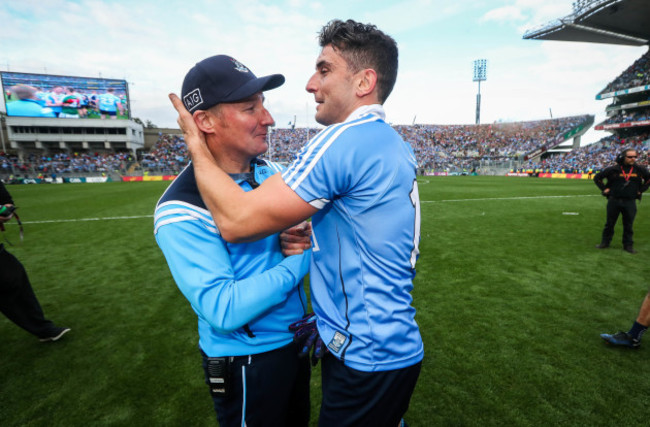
0;244;56;338
601;197;637;247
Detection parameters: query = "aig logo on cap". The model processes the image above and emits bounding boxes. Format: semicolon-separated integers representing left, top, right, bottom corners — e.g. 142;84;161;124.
231;58;250;73
183;88;203;111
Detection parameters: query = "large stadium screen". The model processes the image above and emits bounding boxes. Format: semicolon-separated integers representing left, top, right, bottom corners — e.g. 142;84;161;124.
1;71;130;120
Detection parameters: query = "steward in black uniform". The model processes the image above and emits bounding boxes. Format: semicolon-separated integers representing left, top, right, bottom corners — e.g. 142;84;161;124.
594;148;650;253
0;181;70;341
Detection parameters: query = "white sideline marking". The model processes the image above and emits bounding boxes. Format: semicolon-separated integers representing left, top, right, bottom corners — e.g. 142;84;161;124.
422;194;598;203
18;215;153;224
12;196;597;223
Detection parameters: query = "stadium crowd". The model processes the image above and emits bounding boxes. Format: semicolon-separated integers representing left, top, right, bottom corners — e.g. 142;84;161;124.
268;128;319;163
598;48;650;95
393;115;590;171
600;106;650;126
0;151;134;176
2;114;648;179
139;133;188;174
520;132;650;174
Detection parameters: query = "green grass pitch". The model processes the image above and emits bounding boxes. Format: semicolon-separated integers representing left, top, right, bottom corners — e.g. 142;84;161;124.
2;176;649;426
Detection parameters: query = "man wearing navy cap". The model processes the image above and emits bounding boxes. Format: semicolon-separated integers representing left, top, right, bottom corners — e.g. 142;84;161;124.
154;55;312;426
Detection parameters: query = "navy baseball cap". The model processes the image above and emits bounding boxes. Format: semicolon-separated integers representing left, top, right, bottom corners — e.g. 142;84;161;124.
181;55;285;113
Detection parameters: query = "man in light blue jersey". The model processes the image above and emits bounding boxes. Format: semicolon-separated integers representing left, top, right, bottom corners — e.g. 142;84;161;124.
170;19;423;427
155;55;312;427
98;88;122;119
45;86;64;117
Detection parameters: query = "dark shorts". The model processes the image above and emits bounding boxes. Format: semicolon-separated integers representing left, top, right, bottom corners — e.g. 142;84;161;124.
319;354;422;427
201;341;310;427
100;110;117;116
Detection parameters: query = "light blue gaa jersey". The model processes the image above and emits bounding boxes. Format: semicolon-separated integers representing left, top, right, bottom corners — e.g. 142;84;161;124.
46;92;64;113
98;93;120;112
282;105;423;372
154;160;310;357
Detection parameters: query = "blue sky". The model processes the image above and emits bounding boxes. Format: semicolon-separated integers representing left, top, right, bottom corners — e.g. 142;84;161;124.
1;0;647;144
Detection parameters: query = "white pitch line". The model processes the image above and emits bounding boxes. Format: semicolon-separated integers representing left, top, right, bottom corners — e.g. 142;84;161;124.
422;194;599;203
6;195;598;223
17;215;153;224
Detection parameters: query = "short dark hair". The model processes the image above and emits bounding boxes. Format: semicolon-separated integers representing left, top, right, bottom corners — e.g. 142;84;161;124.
318;19;398;104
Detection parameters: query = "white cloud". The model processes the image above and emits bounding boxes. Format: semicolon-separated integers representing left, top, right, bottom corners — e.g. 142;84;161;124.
480;6;526;23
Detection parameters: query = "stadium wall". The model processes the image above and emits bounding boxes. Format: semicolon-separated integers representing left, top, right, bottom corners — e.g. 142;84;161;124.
1;115;144;157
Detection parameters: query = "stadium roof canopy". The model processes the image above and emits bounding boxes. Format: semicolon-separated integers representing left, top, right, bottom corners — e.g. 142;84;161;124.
523;0;650;46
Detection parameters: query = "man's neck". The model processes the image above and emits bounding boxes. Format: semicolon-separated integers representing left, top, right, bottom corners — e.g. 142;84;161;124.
344;104;385;123
207;146;252;174
219;159;251;174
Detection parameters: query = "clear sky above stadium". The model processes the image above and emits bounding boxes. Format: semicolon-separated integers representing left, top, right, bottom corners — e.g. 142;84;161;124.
1;0;647;143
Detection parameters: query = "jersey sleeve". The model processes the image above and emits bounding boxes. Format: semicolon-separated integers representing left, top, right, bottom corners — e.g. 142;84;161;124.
155;215;310;334
282;123;354;208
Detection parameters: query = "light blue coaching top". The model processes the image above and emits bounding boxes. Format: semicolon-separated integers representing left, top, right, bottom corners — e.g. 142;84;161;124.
154;161;310;357
6;99;55;117
282;105;424;372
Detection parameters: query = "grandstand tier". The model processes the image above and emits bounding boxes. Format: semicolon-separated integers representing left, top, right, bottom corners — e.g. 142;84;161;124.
523;0;650;46
522;0;650;175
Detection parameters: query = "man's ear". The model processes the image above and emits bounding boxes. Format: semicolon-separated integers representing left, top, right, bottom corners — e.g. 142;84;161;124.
356;68;378;99
193;110;216;134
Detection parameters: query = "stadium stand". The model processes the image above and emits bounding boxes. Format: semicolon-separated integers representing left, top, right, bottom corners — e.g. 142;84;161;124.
394;115;591;172
139;133;188;175
598;49;650;95
521;132;649;174
600;106;650;126
522;0;650;177
0;151;136;180
523;0;650;46
0;114;595;179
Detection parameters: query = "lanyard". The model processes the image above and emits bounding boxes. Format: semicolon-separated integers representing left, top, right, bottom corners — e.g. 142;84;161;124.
621;166;634;182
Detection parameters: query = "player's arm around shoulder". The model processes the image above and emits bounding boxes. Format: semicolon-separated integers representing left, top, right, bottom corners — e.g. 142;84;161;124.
218;173;318;244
